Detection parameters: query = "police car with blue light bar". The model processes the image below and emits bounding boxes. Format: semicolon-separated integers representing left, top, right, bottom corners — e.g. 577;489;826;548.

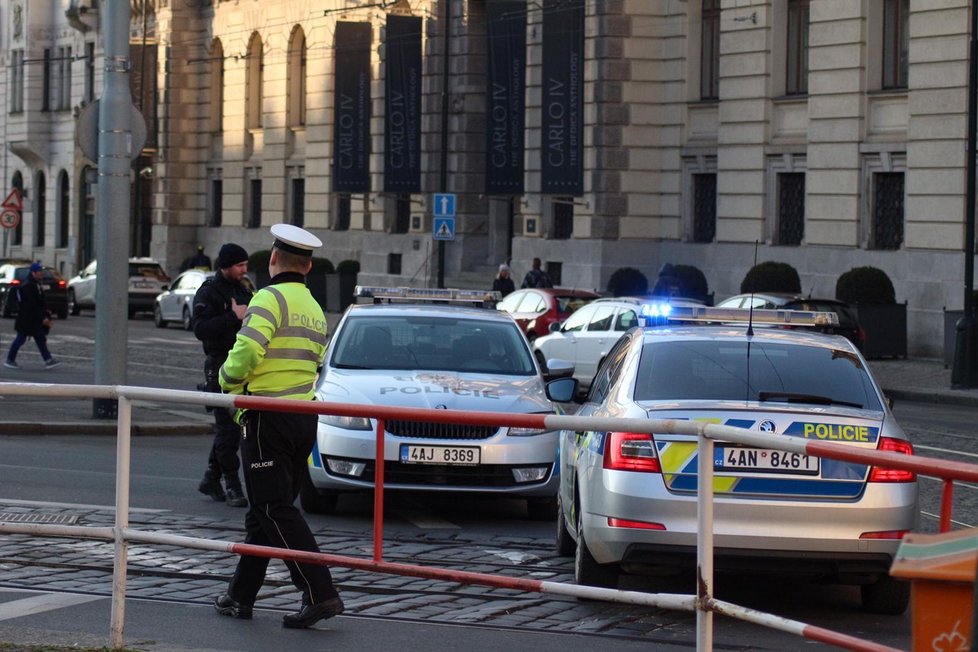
302;286;576;520
555;306;917;615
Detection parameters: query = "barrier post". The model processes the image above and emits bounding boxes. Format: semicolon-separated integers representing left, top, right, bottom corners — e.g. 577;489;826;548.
109;396;131;649
940;479;954;533
696;433;715;651
374;418;385;562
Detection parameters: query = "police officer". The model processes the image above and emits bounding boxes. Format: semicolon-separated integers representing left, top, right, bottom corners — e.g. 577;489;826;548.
193;243;253;507
213;224;341;629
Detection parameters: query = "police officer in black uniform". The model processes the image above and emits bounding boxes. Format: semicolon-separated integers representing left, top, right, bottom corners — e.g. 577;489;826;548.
193;243;253;507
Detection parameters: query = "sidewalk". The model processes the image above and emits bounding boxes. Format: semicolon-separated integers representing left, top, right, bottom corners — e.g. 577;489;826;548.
0;357;975;436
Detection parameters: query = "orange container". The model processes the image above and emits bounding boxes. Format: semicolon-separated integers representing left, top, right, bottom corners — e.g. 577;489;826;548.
890;529;977;652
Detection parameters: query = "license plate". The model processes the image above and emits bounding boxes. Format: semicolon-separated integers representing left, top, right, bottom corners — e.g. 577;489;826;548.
715;447;819;474
40;284;50;290
399;444;480;466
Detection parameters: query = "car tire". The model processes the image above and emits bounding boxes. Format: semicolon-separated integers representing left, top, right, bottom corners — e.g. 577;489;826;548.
299;472;339;515
860;575;910;615
574;508;618;588
68;290;80;316
527;495;557;521
153;305;168;328
555;491;576;557
182;307;193;331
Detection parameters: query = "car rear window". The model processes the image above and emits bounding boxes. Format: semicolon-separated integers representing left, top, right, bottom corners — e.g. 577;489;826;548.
634;340;882;410
129;263;167;279
555;295;592;314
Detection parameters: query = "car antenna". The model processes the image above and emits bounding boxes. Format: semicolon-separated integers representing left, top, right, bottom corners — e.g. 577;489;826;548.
747;240;758;337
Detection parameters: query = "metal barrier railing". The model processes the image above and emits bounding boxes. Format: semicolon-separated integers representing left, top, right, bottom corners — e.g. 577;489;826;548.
1;381;976;652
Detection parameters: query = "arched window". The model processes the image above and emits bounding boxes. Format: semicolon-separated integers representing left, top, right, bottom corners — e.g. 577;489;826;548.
57;170;69;248
11;171;23;245
246;32;263;129
209;39;224;133
34;172;47;247
287;26;307;128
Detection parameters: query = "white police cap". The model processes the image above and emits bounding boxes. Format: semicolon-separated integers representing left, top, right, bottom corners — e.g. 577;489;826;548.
270;223;322;257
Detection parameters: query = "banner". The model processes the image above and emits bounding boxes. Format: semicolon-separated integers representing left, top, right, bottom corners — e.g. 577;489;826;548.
485;0;526;195
333;22;372;193
541;0;584;195
384;14;423;194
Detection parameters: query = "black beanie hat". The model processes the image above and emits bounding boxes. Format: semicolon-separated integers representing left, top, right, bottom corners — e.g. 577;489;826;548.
216;243;248;269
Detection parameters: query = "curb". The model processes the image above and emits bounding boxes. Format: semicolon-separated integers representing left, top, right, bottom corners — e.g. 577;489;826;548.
885;387;978;409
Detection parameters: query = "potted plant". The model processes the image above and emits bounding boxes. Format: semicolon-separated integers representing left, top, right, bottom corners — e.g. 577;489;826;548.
326;259;361;312
607;267;648;297
740;261;801;294
306;256;334;311
835;266;906;359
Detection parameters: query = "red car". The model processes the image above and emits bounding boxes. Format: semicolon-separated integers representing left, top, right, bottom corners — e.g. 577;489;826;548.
496;287;601;341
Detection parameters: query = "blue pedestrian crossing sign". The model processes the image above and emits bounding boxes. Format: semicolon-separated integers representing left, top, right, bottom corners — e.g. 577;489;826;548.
433;216;455;241
432;193;456;218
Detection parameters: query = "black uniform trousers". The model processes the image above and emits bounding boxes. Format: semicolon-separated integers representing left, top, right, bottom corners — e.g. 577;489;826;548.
228;409;337;606
205;356;242;485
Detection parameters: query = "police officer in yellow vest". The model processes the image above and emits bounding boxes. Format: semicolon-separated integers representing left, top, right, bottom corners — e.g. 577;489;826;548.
213;224;342;629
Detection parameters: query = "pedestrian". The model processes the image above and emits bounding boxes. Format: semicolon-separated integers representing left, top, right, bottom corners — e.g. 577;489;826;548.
182;245;212;272
213;223;342;629
492;263;515;298
521;257;553;289
4;262;61;370
651;263;682;297
193;243;253;508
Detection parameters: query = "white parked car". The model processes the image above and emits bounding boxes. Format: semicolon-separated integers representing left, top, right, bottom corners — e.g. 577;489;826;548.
153;269;212;331
69;257;170;319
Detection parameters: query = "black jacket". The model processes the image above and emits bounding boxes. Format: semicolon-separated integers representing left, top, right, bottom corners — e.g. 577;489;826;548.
13;275;50;337
492;276;515;298
192;272;253;359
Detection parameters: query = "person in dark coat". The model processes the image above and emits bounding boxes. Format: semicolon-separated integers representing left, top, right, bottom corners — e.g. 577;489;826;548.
4;262;61;370
492;263;515;298
192;243;253;507
521;257;553;289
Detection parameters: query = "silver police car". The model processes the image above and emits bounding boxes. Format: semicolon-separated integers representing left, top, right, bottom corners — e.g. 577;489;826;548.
556;308;918;614
304;288;574;520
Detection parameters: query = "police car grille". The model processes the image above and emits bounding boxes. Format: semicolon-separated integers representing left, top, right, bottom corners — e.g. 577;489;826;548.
385;420;498;440
366;461;552;487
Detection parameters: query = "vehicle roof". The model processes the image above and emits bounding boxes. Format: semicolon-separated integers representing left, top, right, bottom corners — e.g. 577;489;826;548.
346;302;521;323
520;287;601;298
721;292;849;306
639;323;858;351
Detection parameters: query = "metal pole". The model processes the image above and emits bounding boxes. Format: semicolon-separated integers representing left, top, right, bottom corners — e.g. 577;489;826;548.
109;396;131;649
953;0;978;388
437;0;452;289
696;433;715;651
93;0;132;418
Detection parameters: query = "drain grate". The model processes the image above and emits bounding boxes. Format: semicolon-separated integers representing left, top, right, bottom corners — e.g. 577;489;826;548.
0;513;79;525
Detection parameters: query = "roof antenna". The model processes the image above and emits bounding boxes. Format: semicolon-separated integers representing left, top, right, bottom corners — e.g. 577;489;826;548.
747;240;759;337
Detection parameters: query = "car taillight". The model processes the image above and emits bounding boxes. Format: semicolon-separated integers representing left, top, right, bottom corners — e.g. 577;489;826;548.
603;432;660;473
608;517;666;530
57;280;66;288
867;437;915;482
10;279;20;286
859;530;910;540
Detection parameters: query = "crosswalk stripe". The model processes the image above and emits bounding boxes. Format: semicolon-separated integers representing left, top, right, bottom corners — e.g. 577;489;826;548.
0;592;104;622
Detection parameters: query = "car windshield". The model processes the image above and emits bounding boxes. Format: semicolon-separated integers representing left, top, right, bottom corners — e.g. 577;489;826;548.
330;314;536;375
634;340;882;410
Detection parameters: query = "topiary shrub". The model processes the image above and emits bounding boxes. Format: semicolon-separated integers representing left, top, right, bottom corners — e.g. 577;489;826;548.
608;267;649;297
836;266;896;305
310;257;334;275
336;259;361;276
672;264;709;300
248;249;271;272
740;261;801;294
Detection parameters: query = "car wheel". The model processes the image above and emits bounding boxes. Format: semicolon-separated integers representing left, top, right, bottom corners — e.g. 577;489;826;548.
182;307;193;331
527;495;557;521
299;472;339;514
68;290;80;316
153;305;168;328
555;491;576;557
527;331;538;343
574;507;618;588
861;575;910;615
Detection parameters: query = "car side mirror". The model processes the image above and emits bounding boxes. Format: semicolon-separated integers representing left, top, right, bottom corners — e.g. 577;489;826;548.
161;284;169;292
546;376;579;404
549;322;561;333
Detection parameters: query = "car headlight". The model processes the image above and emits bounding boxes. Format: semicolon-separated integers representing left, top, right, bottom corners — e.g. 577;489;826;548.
508;426;550;437
320;414;372;430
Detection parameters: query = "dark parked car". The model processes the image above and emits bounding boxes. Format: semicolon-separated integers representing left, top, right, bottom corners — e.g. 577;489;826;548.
496;287;601;341
716;292;865;350
0;263;69;319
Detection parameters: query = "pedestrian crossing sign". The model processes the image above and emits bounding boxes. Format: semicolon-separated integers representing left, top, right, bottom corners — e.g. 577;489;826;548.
433;216;455;241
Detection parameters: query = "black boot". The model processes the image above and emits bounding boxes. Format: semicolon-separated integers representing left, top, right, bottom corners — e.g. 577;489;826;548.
224;483;247;508
198;468;225;502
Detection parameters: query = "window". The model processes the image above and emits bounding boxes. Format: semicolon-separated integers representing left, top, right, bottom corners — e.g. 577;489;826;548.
246;33;263;129
11;172;23;245
335;194;351;231
552;200;573;239
392;194;410;233
57;171;69;248
287;27;307;128
42;49;52;112
10;50;24;113
208;178;222;227
692;173;717;243
84;42;95;103
587;305;616;332
776;172;805;246
882;0;909;89
291;178;305;227
209;39;224;132
871;172;904;250
387;253;402;275
547;261;562;286
34;172;47;247
786;0;809;96
701;0;720;100
59;46;72;110
248;179;262;229
614;309;638;331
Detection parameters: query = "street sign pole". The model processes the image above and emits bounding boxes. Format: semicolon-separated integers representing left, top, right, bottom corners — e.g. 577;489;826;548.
437;0;452;289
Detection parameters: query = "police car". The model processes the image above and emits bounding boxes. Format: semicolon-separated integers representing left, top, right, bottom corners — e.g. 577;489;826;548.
555;307;918;614
303;286;576;520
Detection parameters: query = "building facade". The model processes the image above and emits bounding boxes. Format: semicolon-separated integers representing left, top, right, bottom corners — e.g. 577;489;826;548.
0;0;970;358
